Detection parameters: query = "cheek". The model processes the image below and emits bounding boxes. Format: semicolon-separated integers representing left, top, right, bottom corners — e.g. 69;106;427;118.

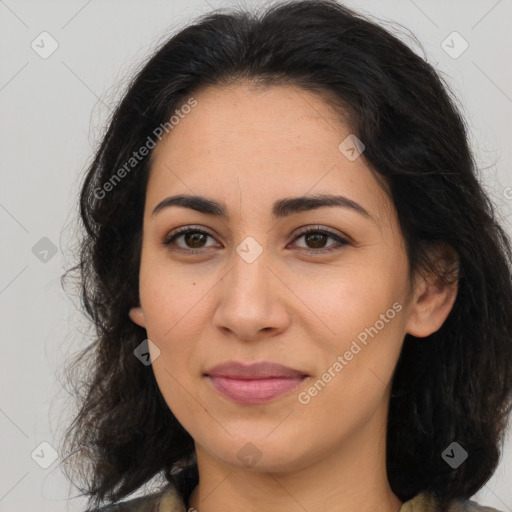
150;355;201;440
295;306;405;445
289;262;407;340
291;268;408;405
138;254;211;341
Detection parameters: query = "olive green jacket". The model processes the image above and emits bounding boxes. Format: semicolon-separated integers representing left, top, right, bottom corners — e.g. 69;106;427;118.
93;485;504;512
92;464;503;512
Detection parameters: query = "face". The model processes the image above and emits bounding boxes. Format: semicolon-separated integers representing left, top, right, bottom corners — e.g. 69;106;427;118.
129;83;455;473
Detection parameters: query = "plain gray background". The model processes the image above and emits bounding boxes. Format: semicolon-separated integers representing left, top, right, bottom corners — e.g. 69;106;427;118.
1;0;511;511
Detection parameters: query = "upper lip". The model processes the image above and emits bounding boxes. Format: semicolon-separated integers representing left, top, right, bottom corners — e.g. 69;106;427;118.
204;361;308;379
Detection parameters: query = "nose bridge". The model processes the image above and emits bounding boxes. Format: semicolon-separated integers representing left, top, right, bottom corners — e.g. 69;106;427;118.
212;234;287;338
225;235;270;307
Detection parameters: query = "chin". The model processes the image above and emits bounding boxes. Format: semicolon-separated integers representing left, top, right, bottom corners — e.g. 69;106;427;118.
198;431;313;473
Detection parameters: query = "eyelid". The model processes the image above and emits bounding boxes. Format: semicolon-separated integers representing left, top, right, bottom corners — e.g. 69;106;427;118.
293;224;346;239
162;225;219;247
289;225;350;251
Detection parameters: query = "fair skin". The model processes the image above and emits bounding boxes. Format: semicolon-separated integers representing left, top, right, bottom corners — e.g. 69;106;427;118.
129;83;458;512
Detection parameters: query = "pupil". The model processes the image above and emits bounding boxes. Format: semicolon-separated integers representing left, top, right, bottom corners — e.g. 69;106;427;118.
186;232;205;248
307;233;326;248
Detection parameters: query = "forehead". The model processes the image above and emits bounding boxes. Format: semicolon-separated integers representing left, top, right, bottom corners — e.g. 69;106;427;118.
147;83;392;223
154;83;347;157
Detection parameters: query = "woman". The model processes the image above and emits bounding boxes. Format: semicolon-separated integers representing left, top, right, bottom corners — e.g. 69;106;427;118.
61;1;512;511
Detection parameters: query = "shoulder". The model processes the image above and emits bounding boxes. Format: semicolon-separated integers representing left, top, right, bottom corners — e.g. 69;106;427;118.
400;491;505;512
447;499;505;512
88;484;187;512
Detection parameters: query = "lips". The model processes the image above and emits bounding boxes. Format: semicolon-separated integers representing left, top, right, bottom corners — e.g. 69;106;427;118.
205;361;307;379
204;361;308;404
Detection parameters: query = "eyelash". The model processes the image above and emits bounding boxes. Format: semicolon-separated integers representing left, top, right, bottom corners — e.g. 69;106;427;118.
161;225;350;255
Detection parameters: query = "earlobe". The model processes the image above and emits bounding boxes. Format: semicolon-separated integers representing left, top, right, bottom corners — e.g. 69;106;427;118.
129;306;147;328
405;273;458;338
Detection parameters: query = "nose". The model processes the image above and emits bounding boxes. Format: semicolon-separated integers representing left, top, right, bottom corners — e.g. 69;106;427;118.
212;245;291;342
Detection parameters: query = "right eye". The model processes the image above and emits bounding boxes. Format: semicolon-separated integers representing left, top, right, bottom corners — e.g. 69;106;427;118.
162;226;220;253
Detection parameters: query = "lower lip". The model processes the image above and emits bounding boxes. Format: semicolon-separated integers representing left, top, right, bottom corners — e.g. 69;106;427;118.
206;375;306;404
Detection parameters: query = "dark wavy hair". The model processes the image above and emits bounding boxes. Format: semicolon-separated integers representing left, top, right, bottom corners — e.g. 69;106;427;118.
60;1;512;511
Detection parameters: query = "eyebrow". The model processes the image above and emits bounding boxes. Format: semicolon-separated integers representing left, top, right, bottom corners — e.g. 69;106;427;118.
151;193;375;222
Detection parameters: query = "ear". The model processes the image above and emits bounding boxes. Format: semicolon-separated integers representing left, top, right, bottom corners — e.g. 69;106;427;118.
405;246;459;338
129;306;147;328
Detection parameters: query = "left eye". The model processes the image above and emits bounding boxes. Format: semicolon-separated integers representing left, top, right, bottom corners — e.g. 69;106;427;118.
292;229;348;252
162;226;349;254
163;228;219;251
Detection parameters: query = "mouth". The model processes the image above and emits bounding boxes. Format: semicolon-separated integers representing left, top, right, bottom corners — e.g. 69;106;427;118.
204;361;309;404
